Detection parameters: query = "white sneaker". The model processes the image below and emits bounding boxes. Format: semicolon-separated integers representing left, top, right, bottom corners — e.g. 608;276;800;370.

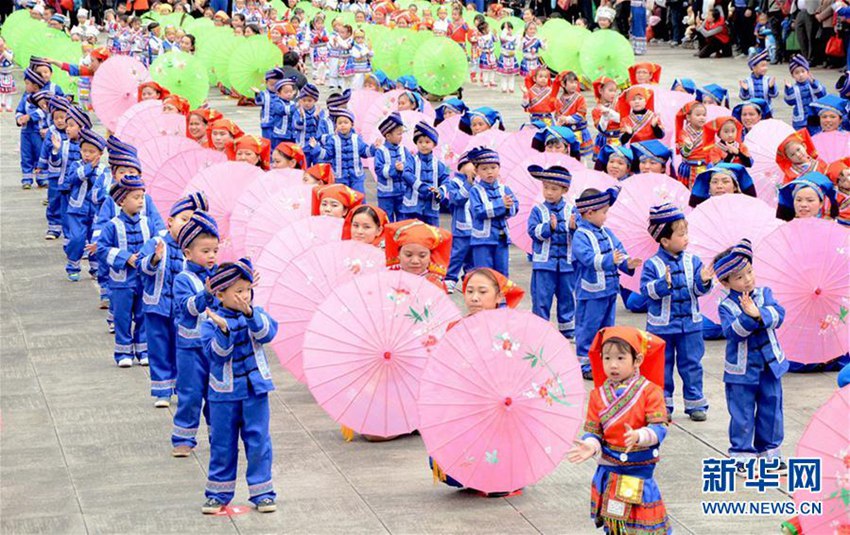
445;280;457;294
154;398;171;408
138;357;149;366
117;358;133;368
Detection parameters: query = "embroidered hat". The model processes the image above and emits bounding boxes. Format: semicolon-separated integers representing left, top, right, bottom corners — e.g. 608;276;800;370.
91;47;110;62
327;88;352;109
696;84;729;108
703;116;744;145
264;67;285;81
747;50;769;70
670;77;697;95
713;238;754;280
413;120;438;144
628;62;662;85
29;89;51;107
383;219;453;277
162;94;190;115
632;140;672;164
273;77;298;94
575;186;620;213
435;98;468;125
775;129;821;179
29;56;52;71
208;257;254;293
209;118;244;138
647;202;685;240
48;94;71;113
396;74;419;91
527;164;572;188
531;125;580;155
459;106;505;134
341;204;389;244
109;175;146;204
177;210;220;250
597;144;634;169
311;184;365;216
330;108;355;123
189;107;223;125
690;163;756;207
826;157;850;184
456;151;472;171
298;83;320;101
65;105;92;129
107;135;137;157
594;5;615;22
23;68;46;88
789;54;809;73
462;268;525;309
588;326;666;389
776;172;836;221
378;112;405;137
137;81;170;101
274;142;307;169
810;95;849;117
78;129;106;151
732;98;772;123
592;76;619;102
170;191;210;217
467;146;500;166
616;86;655;119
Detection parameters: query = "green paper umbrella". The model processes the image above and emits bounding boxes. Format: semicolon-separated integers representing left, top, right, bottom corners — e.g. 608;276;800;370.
151;51;210;108
396;29;433;77
413;36;468;96
372;28;415;79
271;0;287;13
540;25;589;73
16;27;70;68
226;35;283;98
184;16;214;34
579;29;634;85
539;17;571;42
195;25;234;83
1;10;43;53
331;11;356;27
295;1;320;19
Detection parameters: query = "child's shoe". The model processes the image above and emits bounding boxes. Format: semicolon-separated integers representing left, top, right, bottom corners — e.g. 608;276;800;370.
689;410;707;422
108;322;115;334
67;273;80;282
201;498;224;514
41;197;48;206
44;231;59;240
99;299;109;309
138;357;149;366
21;183;32;190
173;445;193;458
117;358;133;368
154;397;171;408
765;459;788;476
255;498;277;513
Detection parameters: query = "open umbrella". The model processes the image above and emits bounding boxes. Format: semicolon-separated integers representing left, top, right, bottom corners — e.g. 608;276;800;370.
794;386;850;535
147;148;228;214
754;218;850;364
567;168;619;205
115;106;186;147
688;195;782;323
136;135;200;185
606;173;692;293
229;169;304;256
349;88;379;126
266;240;386;382
419;308;586;494
462;128;511;155
150;51;210;108
1;10;42;55
435;115;471;169
242;185;316;258
495;127;538;177
579;29;634;85
227;35;283;99
502;157;545;255
397;30;433;80
371;28;414;79
651;89;695;149
745;119;795;207
196;27;238;87
540;25;589;73
413;36;469;97
302;270;462;437
812;130;850;164
114;100;161;140
91;55;151;131
538;18;572;44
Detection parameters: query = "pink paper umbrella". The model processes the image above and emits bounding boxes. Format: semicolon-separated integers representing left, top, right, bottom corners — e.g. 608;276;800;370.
812;130;850;163
435;115;471;168
266;240;386;382
114;100;160;138
91;55;150;131
115;106;185;147
606;173;691;293
704;104;728;123
496;127;540;177
419;308;586;494
795;386;850;535
349;88;378;125
252;215;343;307
136;135;199;185
688;195;781;323
567;167;619;205
229;169;303;256
183;161;264;262
242;185;315;258
650;89;694;149
463;128;510;154
754;218;850;364
361;89;405;132
746;119;796;206
147;148;227;214
503;158;543;254
302;270;461;437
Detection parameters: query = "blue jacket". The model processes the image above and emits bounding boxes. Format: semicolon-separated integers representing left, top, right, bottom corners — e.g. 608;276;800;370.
572;219;633;300
202;304;278;402
443;173;473;237
66;161;109;217
37;126;67;180
373;142;409;198
139;231;186;317
98;210;159;290
272;97;298;141
292;107;333;146
315;131;374;184
43;81;65;96
48;137;81;192
527;199;574;272
173;261;216;348
640;247;712;335
783;79;827;127
401;152;450;218
718;286;788;385
15;94;43;133
739;74;778;109
468;180;519;245
91;194;164;247
254;89;278;130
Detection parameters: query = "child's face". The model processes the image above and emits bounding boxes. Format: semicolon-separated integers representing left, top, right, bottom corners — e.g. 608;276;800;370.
709;173;738;196
140;86;160;100
758;12;768;23
542;181;568;204
526;24;536;37
629;94;646;112
719;121;738;142
575;18;587;28
415;137;435;155
184;235;219;268
791;67;809;83
639;158;664;174
113;166;137;181
363;78;381;92
740;106;761;128
120;189;146;216
583;205;609;227
470;116;490;134
597;17;612;29
601;343;641;383
688;105;707;128
302;172;319;184
399;243;430;275
355;12;366;22
162;102;180;114
165;28;176;40
235;149;260;165
721;263;755;294
52;110;67;129
463;273;502;314
350;212;382;243
660;219;689;254
385;126;404;145
601;82;618;102
217;278;253;312
37;100;48;112
210;129;233;150
701;95;718;106
606;156;629;180
635;68;651;84
180;36;193;52
838;170;850;192
819;111;841;132
35;65;52;81
753;61;768;77
320;198;346;217
533;70;549;87
398;94;415;111
187;114;206;139
564;78;579;94
80;143;102;164
335;117;353;135
476;163;500;183
545;140;567;153
300;96;317;110
784;141;809;164
168;209;193;240
794;186;822;218
65;119;81;139
24;80;39;94
278;84;296;100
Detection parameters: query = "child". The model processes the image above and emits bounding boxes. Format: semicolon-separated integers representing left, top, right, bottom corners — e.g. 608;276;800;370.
50;105;91;246
293;84;332;163
64;129;109;281
696;84;730;108
310;109;375;193
704;117;753;167
384;218;453;291
751;12;777;63
272;142;307;170
809;96;848;135
29;57;65;96
521;67;556;124
459;106;505;135
443;152;475;293
566;326;671;534
532;126;581;160
467;147;518;276
714;239;788;474
476;20;497;88
310;13;329;85
783;55;827;131
775;129;828;184
397;90;424;113
675;101;711;187
16;68;46;189
346;29;373;90
628;62;662;86
401;121;449;227
341;204;389;246
39;95;70;239
162;95;189;116
172;211;220;457
775;173;838;221
739;51;778;115
234;135;271;169
0;37;16;112
641;203;713;420
689;163;757;207
200;258;279;515
373;112;410;222
99;175;161;367
137;80;170;101
572;187;641;378
591;76;621;159
596;145;634;180
271;77;299;148
527;164;576;339
254;68;283;141
519;22;544;78
336;24;354;90
138;192;209;407
554;71;592;157
633;140;673;174
595;5;615;29
671;77;697;94
326;20;346;91
434;98;468;127
187;108;223;147
618;87;664;145
827;158;850;226
311;183;365;217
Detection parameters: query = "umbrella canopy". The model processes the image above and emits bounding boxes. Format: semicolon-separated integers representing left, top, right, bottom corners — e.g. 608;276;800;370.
229;169;304;256
114;100;161;140
413;36;469;97
651;89;695;150
745;119;796;208
540;25;589;74
227;35;284;99
434;115;471;169
150;51;210;108
91;56;151;131
812;130;850;164
462;128;511;155
419;308;586;493
579;29;634;85
303;270;462;437
115;105;186;148
147;148;228;214
754;218;850;364
136;135;200;186
242;185;316;258
495;127;539;178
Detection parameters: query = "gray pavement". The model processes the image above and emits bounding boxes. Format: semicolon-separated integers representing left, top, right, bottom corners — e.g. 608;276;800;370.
1;45;845;534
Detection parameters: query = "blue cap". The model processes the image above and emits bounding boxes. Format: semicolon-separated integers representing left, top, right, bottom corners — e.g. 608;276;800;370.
776;172;836;221
78;129;106;151
732;98;773;122
632;140;672;164
460;107;504;134
378;112;404;137
298;83;320;100
696;84;729;108
330;108;354;123
107;135;137;157
327;89;352;109
396;74;418;91
264;67;285;81
65;105;92;129
456;151;472;171
789;54;810;73
208;257;253;293
747;50;769;70
467;146;500;166
29;56;52;71
713;238;753;280
23;68;46;88
177;211;220;250
400;90;423;112
835;72;850;99
273;77;297;93
690;163;757;206
648;203;685;240
527;164;572;187
531;126;580;155
597;144;634;167
670;78;696;95
412;121;438;144
109;175;145;204
29;89;51;106
576;186;620;213
435;98;468;125
170;191;210;217
48;94;70;113
810;95;848;117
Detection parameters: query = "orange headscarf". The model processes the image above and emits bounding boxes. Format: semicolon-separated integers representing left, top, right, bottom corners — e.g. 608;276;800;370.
305;163;335;185
461;268;525;309
311;184;365;216
189;107;223;124
137;81;170;102
592;76;618;102
383;219;452;278
162;94;190;116
274;142;307;170
234;134;271;170
628;62;662;85
775;129;827;183
208;119;244;158
616;86;655;120
675;101;704;137
826;157;850;184
588;326;666;389
341;204;390;245
703;116;744;145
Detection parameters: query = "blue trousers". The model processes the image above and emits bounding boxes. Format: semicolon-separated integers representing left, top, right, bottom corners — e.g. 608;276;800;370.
575;294;618;371
446;235;473;283
59;192;70;246
471;243;510;277
621;288;648;313
45;179;63;236
401;211;439;227
261;126;273;142
725;374;784;461
111;287;146;362
145;313;177;400
206;393;275;505
531;268;576;337
346;174;366;194
20;130;42;185
172;346;210;448
64;212;92;275
377;195;404;223
657;331;708;415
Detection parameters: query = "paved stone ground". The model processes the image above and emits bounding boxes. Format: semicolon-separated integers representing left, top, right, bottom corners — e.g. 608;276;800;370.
0;45;844;534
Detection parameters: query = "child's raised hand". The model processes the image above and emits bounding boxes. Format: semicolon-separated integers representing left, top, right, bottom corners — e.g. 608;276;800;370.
152;240;165;264
207;309;229;331
627;257;642;270
250;86;261;94
430;186;442;200
373;137;384;147
503;195;514;208
234;293;253;316
623;423;640;453
613;250;626;265
650;114;658;127
126;253;139;268
701;264;714;282
738;80;747;89
623;124;633;135
51;132;61;150
784;79;792;88
566;439;596;463
84;243;97;255
740;291;761;319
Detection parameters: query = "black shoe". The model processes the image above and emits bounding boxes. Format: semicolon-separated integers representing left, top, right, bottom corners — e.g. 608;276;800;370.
582;370;593;381
735;462;749;478
765;460;788;476
201;498;224;514
256;497;277;513
689;410;707;422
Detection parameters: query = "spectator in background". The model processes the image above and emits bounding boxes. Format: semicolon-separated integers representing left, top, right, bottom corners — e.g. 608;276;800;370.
730;0;757;56
792;0;820;66
759;0;786;63
668;0;688;46
281;51;308;89
696;7;733;57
